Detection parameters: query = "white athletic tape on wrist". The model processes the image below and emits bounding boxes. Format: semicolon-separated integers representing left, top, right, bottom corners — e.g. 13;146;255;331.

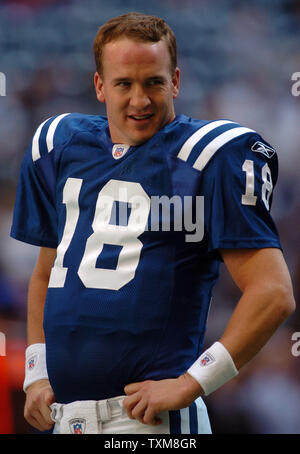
23;343;49;393
187;341;238;396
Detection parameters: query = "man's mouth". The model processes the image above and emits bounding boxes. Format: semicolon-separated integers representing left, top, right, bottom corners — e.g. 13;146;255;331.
128;114;154;122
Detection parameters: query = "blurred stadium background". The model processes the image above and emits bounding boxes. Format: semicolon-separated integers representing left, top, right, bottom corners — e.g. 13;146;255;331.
0;0;300;434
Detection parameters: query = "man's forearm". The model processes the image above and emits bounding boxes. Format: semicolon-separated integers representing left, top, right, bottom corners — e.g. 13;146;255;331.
219;281;295;370
26;247;56;345
219;248;295;371
27;271;49;344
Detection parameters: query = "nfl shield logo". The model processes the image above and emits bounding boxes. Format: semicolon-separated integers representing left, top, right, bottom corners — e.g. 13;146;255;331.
112;144;130;160
199;352;215;367
27;354;37;370
69;418;86;434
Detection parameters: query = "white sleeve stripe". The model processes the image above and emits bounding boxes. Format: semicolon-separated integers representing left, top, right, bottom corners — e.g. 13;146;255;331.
46;113;70;153
31;113;70;162
177;120;236;162
31;117;51;162
193;126;255;171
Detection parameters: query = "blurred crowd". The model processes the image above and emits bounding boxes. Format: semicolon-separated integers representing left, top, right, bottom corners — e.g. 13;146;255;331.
0;0;299;434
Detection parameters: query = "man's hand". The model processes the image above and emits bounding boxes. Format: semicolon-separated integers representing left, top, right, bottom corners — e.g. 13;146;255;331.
123;373;203;426
24;379;56;432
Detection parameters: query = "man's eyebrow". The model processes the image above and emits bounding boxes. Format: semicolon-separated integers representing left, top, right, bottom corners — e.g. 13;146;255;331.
112;77;131;83
111;75;167;83
146;75;167;81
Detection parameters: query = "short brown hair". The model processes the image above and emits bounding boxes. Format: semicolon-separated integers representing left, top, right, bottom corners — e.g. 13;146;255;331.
93;12;177;76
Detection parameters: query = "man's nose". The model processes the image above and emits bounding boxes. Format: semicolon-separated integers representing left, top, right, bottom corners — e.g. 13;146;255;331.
129;85;151;111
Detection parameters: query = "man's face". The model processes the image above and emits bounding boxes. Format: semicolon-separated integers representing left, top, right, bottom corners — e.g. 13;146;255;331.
94;38;180;146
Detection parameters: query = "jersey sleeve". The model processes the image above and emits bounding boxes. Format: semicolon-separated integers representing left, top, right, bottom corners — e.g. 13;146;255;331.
201;130;281;255
10;144;58;248
10;114;71;248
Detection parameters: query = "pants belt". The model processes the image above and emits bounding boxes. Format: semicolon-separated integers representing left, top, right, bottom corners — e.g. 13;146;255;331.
50;396;126;434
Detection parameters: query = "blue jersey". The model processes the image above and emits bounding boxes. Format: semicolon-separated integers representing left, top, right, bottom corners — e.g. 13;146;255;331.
11;113;281;403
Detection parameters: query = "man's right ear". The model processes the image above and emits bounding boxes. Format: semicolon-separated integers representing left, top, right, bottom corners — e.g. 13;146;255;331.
94;72;105;103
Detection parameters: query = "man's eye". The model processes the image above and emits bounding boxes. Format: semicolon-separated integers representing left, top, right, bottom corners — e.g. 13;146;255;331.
117;81;130;88
148;80;163;86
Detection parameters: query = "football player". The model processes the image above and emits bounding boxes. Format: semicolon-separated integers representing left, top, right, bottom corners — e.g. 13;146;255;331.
11;13;295;434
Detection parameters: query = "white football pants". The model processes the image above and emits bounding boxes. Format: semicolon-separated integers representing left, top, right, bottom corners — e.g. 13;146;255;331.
50;395;212;434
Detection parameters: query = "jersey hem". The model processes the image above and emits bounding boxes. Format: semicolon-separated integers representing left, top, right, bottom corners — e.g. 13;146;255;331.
10;229;58;248
212;238;282;251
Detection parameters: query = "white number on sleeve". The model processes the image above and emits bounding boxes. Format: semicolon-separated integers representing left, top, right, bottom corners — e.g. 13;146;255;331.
241;160;273;211
261;163;273;211
241;160;257;206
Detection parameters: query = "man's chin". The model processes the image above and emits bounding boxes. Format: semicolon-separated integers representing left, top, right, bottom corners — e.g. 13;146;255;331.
128;130;156;147
110;119;163;146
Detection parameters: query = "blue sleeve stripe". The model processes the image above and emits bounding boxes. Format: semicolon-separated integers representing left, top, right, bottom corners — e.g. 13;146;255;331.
31;113;70;162
177;119;236;162
193;126;255;171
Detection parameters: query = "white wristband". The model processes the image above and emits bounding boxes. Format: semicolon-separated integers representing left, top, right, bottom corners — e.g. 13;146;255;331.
187;341;238;396
23;343;49;393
